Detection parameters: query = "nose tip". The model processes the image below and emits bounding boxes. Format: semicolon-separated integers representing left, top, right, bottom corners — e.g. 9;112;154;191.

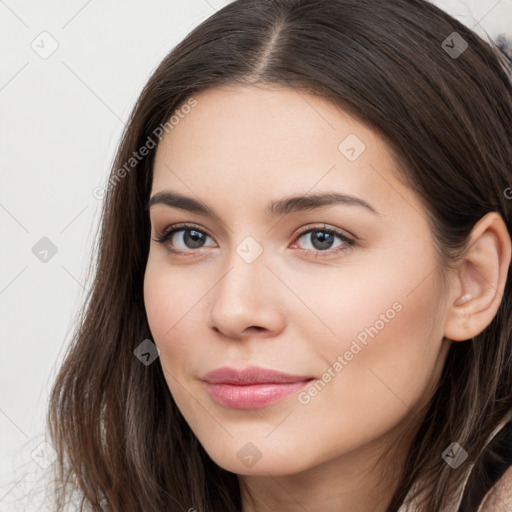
207;264;285;340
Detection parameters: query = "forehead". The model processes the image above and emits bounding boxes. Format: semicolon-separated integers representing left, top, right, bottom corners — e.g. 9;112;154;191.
151;84;421;220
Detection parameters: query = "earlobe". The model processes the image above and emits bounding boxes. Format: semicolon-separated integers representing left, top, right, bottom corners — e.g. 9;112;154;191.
443;212;511;343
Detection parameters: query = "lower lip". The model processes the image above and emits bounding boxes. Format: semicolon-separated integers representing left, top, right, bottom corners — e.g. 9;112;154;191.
205;380;312;409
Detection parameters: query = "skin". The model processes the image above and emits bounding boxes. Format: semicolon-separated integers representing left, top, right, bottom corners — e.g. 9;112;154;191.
143;84;511;512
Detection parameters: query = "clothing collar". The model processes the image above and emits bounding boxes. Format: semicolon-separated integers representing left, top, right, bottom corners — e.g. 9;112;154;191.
398;410;512;512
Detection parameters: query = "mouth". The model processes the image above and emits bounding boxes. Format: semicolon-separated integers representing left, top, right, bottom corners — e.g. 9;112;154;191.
201;365;315;409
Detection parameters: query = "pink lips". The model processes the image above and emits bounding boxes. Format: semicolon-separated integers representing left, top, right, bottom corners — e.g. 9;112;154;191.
201;366;314;409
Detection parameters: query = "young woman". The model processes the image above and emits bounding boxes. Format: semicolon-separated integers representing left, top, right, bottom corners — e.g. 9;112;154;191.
47;1;512;510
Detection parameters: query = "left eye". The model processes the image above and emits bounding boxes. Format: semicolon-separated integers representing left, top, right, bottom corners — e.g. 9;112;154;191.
152;223;355;257
293;227;354;254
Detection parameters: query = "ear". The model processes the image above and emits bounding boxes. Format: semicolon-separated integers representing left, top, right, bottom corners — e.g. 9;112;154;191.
444;212;511;342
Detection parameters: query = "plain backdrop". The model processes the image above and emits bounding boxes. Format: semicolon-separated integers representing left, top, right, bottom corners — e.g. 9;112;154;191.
1;0;511;509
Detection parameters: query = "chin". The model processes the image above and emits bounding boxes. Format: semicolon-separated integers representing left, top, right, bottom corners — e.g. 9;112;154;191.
200;440;315;477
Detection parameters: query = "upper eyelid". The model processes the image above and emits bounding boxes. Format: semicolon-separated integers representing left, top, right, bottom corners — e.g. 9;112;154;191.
150;208;360;238
156;222;352;235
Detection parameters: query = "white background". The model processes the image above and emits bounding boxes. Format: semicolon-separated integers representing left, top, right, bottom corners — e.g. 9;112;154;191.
1;0;511;509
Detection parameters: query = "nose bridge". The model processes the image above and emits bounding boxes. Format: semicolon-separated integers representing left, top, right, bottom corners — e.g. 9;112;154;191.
213;237;268;309
207;236;283;336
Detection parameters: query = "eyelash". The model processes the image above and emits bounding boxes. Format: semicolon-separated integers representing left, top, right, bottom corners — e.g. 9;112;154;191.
152;222;355;258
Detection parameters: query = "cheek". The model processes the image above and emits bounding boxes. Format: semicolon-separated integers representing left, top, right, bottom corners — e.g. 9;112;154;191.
283;285;446;474
143;258;217;396
143;261;196;364
307;268;446;429
143;254;200;336
143;262;208;423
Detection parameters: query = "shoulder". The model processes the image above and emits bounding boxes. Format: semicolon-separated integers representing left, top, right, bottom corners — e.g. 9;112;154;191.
477;465;512;512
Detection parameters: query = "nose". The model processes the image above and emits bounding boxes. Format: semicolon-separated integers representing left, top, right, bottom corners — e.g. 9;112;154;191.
206;252;285;340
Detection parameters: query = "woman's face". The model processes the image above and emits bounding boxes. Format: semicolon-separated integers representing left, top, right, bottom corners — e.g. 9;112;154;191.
143;84;454;478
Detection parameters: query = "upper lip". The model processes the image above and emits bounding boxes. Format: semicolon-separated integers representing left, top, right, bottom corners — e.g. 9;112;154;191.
201;365;313;385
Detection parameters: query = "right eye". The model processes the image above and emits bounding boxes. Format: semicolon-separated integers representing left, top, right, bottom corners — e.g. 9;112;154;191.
152;223;217;254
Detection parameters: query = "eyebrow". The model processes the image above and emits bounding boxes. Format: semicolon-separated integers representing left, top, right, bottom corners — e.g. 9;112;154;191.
147;190;380;218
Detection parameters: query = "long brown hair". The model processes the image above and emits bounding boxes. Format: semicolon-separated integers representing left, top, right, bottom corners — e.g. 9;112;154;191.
46;1;512;510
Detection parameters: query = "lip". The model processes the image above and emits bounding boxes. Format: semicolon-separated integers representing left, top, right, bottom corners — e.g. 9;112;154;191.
201;366;314;409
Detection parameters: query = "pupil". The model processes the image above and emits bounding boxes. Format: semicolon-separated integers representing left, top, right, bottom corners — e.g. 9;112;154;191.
312;231;333;250
185;229;205;248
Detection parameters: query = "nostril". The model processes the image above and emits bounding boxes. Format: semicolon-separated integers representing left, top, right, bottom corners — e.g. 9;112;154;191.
246;326;265;333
